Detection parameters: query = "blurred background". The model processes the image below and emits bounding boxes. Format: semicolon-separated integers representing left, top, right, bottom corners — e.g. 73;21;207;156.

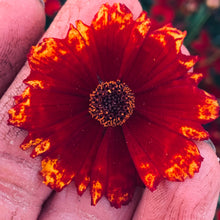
44;0;220;219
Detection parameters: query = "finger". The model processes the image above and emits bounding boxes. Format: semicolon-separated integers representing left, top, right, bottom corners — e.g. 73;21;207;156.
0;0;45;97
133;141;220;220
0;0;142;219
0;0;50;219
39;185;143;220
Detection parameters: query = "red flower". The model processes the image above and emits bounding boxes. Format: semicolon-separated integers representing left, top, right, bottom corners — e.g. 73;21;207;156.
191;30;220;75
199;74;220;99
155;0;202;11
8;3;219;208
217;208;220;220
44;0;61;17
150;5;175;30
155;0;185;9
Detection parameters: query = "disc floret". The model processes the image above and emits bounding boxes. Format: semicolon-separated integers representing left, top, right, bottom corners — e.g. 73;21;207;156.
89;80;135;127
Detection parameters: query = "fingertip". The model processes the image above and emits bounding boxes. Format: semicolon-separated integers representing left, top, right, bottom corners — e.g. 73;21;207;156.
38;184;143;220
0;0;45;96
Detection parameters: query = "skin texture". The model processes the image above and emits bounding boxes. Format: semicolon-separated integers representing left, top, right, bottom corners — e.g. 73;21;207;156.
0;0;219;219
0;0;45;96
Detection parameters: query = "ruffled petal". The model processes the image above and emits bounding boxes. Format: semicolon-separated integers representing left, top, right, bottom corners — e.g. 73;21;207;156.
91;3;134;81
90;127;138;208
74;126;104;195
135;79;219;125
135;77;218;140
41;156;74;191
75;20;103;80
20;111;90;153
139;111;209;140
124;113;203;184
135;53;198;93
105;127;137;208
28;24;98;91
24;71;90;96
185;72;205;85
40;120;101;191
122;25;198;92
8;87;89;129
123;125;162;190
119;12;151;79
90;128;109;205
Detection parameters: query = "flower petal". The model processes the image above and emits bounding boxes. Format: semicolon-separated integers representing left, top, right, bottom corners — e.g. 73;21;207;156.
28;25;98;90
75;20;103;80
124;113;203;183
185;72;205;85
106;127;137;208
8;87;89;129
121;25;198;92
119;11;151;79
91;3;134;81
135;80;219;124
74;126;104;196
90;127;138;208
140;111;209;140
41;156;74;191
40;120;101;191
135;78;214;140
123;124;162;190
90;128;109;205
24;71;90;96
20;111;90;152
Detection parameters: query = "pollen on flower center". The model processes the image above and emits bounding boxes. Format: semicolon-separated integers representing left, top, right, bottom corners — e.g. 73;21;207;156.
89;80;135;127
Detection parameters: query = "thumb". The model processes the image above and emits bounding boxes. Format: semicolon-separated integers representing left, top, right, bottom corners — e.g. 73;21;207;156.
133;141;220;220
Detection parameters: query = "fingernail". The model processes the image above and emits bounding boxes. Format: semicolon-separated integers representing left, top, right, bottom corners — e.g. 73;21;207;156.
39;0;45;7
205;139;216;153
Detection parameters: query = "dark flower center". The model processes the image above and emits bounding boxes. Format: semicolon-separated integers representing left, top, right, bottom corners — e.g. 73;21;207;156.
89;80;135;127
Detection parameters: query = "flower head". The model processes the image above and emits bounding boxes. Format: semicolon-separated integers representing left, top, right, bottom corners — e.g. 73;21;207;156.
8;3;219;208
150;5;175;30
44;0;61;17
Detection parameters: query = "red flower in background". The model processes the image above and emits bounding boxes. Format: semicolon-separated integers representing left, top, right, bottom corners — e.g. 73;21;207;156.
44;0;61;17
8;3;219;208
191;30;220;75
217;208;220;220
155;0;202;11
155;0;185;9
150;5;175;29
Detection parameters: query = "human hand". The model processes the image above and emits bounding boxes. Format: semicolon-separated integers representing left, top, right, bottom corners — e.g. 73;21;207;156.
0;0;219;219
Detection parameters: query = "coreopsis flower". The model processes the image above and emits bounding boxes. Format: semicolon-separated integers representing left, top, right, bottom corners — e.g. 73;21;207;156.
8;3;219;208
44;0;61;17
